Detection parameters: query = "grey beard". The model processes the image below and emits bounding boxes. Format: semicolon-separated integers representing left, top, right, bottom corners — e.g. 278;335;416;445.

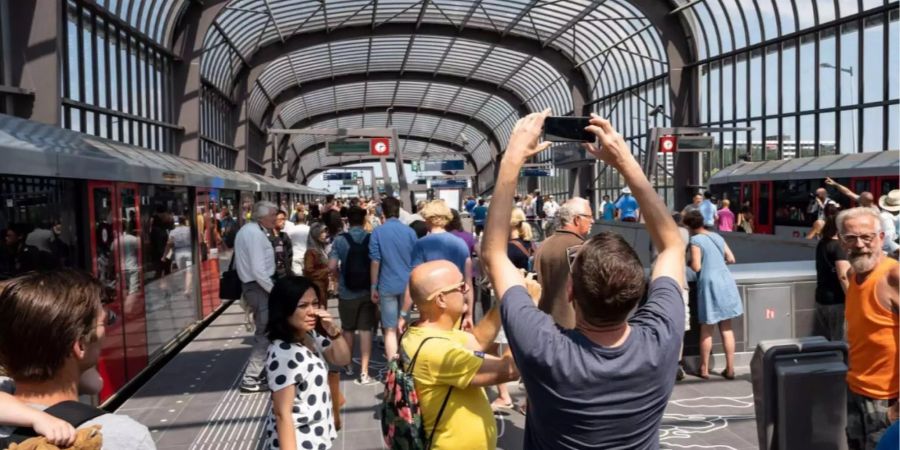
849;254;877;274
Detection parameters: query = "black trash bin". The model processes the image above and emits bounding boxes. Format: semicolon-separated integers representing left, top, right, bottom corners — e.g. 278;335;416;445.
751;337;848;450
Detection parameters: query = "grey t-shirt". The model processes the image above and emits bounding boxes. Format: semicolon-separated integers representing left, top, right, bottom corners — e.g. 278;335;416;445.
0;377;155;449
500;277;685;450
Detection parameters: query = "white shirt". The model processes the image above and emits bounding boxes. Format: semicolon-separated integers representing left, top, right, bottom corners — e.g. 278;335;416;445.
285;221;310;274
543;201;560;218
234;221;275;292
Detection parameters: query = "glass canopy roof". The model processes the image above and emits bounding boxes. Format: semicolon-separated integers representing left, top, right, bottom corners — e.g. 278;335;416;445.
200;0;668;174
93;0;189;47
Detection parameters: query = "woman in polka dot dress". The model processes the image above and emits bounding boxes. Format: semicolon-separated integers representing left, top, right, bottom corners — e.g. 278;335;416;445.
264;276;351;450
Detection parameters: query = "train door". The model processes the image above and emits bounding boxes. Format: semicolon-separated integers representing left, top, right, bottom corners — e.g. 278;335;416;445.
740;181;774;234
87;181;148;401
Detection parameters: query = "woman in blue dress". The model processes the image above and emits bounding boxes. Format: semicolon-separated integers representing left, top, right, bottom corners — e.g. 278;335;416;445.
684;210;743;380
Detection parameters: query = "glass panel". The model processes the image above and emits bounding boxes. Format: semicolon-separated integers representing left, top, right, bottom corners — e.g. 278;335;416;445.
890;104;899;150
840;109;858;153
799;34;816;112
782;41;796;113
765;45;779;115
800;114;815;157
840;22;860;107
863;15;885;103
782;115;797;158
759;182;771;227
862;107;883;152
890;10;899;100
749;49;763;117
819;112;837;155
765;118;779;160
140;185;197;357
118;186;147;378
819;28;837;110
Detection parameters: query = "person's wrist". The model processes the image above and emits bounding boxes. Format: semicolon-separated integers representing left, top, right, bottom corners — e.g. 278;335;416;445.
400;310;411;320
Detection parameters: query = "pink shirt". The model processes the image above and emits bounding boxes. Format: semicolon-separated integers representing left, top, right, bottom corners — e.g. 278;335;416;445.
717;207;735;232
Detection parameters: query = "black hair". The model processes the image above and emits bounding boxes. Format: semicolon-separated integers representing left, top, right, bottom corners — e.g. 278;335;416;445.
347;206;367;226
704;191;712;199
410;220;428;238
447;209;462;232
382;197;401;218
266;276;320;343
277;210;288;217
478;199;485;205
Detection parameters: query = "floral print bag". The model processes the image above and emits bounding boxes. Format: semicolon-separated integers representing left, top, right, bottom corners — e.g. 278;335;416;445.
380;336;453;450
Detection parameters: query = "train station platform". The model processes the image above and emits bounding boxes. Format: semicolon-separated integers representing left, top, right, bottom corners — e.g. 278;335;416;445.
118;303;759;450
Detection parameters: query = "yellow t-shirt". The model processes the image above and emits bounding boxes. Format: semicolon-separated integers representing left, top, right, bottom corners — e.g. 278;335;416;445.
401;326;496;450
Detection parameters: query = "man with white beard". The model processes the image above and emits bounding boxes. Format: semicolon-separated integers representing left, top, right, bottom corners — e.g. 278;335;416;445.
837;207;899;450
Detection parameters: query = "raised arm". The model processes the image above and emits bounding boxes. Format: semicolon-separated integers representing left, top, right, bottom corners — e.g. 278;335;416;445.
481;109;552;300
825;177;860;201
584;115;684;286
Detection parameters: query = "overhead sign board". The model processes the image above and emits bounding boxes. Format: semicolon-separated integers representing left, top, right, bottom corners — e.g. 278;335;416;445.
424;160;465;171
371;138;390;156
521;168;551;177
324;172;354;181
327;140;369;155
430;178;468;188
676;135;715;152
342;179;357;186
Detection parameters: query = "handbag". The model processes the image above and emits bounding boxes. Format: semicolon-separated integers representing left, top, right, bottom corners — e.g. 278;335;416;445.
219;254;243;300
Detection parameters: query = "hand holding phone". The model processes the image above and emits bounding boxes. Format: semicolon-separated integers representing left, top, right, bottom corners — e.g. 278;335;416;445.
543;116;594;142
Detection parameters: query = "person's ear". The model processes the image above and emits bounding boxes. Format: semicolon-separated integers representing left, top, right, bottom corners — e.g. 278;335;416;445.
72;338;87;360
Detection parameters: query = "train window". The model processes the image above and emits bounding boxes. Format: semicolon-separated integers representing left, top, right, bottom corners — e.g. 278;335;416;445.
0;176;81;280
140;184;198;357
773;180;818;227
882;178;899;196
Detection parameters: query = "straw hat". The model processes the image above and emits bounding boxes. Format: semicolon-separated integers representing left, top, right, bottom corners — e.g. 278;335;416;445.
879;189;900;212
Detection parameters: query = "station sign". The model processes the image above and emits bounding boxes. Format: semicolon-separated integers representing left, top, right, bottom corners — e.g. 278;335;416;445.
424;160;465;171
371;138;390;156
659;135;677;153
327;140;369;155
521;168;551;177
339;186;355;191
675;135;715;153
324;172;354;181
430;178;468;188
342;179;357;186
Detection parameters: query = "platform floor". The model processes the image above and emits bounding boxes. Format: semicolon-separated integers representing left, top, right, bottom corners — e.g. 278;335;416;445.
118;304;759;450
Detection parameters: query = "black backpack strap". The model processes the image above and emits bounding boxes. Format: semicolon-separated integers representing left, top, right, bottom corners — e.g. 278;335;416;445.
3;401;105;442
402;335;455;450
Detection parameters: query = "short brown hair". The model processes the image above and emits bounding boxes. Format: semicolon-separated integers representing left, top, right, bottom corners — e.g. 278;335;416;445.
682;210;705;230
571;233;646;325
0;270;104;382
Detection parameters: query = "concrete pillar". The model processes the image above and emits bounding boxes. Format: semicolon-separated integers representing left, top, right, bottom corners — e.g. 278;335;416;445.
7;1;62;125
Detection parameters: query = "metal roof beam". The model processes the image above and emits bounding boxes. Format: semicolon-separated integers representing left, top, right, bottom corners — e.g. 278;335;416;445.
261;71;529;127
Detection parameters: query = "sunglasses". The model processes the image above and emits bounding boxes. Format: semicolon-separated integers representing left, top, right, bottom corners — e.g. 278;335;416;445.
425;281;469;302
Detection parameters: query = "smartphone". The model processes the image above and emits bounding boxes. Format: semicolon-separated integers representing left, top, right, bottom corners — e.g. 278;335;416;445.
543;116;594;142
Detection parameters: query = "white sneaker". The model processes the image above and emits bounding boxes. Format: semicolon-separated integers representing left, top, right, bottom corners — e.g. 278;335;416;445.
355;373;377;385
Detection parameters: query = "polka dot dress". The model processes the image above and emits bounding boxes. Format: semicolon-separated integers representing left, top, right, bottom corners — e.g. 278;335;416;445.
264;334;336;450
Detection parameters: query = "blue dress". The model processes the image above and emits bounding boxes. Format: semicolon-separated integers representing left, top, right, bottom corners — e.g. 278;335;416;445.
690;233;743;324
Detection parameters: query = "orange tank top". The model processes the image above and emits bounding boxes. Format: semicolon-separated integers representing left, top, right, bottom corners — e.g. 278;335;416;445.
846;257;899;399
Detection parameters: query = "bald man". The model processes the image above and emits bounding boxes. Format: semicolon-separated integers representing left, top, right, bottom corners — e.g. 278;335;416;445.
401;260;522;450
810;186;840;221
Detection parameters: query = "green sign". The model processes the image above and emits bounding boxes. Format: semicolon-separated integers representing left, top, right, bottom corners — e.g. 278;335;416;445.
342;179;357;186
327;141;369;154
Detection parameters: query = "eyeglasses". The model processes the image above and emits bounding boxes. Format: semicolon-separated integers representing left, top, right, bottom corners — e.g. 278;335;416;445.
575;213;593;221
425;281;469;301
566;245;583;269
840;233;879;245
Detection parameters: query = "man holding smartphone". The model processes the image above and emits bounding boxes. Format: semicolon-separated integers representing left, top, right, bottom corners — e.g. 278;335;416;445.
482;110;685;449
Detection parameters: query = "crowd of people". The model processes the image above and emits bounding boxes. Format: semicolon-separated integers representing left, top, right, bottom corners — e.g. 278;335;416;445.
0;112;896;450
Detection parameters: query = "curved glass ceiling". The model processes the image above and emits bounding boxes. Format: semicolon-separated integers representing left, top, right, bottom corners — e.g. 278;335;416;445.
247;34;575;127
93;0;188;46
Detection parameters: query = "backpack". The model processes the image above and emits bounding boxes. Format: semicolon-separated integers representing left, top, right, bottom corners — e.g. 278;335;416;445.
0;401;105;449
340;232;371;291
380;336;453;450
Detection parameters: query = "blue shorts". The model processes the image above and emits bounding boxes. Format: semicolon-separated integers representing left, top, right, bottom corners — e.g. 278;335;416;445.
379;294;401;329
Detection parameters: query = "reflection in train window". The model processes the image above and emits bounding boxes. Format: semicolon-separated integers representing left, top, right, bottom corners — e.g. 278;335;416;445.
139;185;198;357
0;176;81;280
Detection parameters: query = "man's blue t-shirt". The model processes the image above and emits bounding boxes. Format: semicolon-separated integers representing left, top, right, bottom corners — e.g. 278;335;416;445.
699;200;717;227
615;195;639;220
602;202;615;221
328;227;371;299
500;277;684;449
472;205;488;225
369;218;418;296
465;199;477;214
411;232;469;275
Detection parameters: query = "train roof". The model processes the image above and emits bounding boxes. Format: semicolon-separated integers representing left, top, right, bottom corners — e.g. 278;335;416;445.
708;150;899;184
0;114;326;196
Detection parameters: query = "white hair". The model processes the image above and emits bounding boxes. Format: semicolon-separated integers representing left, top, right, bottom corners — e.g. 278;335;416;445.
557;197;589;226
251;201;278;221
836;207;882;235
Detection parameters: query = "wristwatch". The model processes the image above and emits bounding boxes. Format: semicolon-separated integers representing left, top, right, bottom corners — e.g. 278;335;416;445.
327;328;342;340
